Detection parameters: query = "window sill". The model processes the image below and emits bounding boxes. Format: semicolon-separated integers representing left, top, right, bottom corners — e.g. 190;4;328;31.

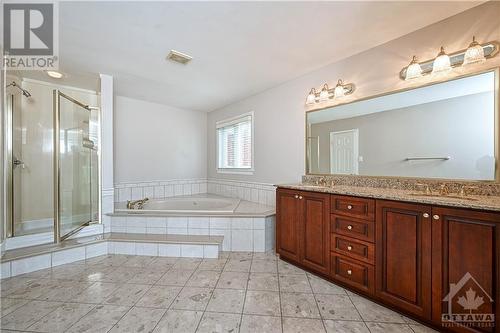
216;169;254;175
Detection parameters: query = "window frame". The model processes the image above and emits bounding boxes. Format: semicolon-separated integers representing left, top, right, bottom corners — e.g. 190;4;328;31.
215;111;255;175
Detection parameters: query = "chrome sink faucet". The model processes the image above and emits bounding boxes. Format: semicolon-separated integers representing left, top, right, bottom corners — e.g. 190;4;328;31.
127;197;149;209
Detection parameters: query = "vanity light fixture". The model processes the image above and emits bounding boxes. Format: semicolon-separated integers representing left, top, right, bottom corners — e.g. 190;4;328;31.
305;80;355;106
400;38;499;80
463;36;486;65
405;56;423;80
306;88;317;105
319;84;330;102
431;47;452;74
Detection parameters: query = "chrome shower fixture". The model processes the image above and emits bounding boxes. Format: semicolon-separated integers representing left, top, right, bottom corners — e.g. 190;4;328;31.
6;81;31;98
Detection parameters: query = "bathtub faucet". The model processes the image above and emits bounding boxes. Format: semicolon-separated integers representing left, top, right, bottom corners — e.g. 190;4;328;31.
127;197;149;209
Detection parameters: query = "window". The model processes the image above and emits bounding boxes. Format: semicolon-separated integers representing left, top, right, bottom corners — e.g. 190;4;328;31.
216;112;254;174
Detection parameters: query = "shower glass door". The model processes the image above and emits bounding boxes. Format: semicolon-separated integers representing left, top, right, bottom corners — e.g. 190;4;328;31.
55;90;93;241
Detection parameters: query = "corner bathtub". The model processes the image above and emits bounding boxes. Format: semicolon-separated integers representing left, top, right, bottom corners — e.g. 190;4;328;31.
115;195;241;214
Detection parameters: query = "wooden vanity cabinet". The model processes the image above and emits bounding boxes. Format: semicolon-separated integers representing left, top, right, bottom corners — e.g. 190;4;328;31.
431;207;500;332
376;200;432;319
276;188;500;332
276;188;330;275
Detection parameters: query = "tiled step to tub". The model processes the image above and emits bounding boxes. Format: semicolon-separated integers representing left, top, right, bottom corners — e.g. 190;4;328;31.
1;233;223;279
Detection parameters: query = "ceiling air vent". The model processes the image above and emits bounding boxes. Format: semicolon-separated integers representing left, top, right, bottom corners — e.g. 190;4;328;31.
166;50;192;65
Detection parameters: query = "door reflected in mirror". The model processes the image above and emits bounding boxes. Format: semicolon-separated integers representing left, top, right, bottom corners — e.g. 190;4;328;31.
306;70;498;181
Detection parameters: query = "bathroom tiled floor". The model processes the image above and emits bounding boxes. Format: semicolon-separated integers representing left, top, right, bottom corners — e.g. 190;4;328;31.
0;252;438;333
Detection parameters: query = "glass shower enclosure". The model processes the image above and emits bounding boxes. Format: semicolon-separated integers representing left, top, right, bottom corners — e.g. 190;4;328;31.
54;90;98;241
6;79;99;244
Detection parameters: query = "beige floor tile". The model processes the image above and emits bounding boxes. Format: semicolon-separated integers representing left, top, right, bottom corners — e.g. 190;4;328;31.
65;304;130;333
122;256;156;267
315;294;361;321
364;322;414;333
149;256;179;267
216;271;249;289
78;265;117;282
27;302;95;333
224;258;252;272
135;285;182;308
248;273;279;291
240;314;282;333
100;267;142;283
127;270;165;284
323;320;369;333
4;278;57;299
172;258;202;270
103;283;150;306
186;270;220;288
244;290;281;316
282;317;326;333
252;251;279;261
278;261;306;276
73;282;122;303
197;259;227;271
279;274;313;293
152;309;203;333
229;252;253;260
38;281;93;302
50;264;88;280
281;292;321;319
196;312;241;333
251;259;278;273
0;300;62;330
206;288;245;313
307;274;346;295
0;298;29;316
350;295;407;323
108;306;166;333
171;287;213;311
156;269;195;286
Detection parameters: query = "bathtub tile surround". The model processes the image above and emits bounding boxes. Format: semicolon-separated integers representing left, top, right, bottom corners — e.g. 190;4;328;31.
114;178;276;207
1;234;222;279
109;216;276;252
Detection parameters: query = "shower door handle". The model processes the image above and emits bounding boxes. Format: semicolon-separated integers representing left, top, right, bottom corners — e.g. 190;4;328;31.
13;158;25;169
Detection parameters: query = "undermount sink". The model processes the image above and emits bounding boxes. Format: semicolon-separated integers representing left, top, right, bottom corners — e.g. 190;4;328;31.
408;193;479;201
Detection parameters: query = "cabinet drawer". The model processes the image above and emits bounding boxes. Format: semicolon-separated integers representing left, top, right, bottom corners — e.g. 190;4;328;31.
331;235;374;264
331;215;375;243
331;195;375;221
331;254;374;294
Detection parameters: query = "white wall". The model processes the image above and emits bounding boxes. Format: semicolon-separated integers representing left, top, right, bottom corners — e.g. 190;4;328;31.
207;2;500;184
114;96;207;184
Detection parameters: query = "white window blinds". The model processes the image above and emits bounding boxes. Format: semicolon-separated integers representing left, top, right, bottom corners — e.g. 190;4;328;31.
216;114;253;170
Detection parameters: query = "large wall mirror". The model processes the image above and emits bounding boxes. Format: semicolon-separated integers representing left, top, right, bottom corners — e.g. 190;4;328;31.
306;69;499;181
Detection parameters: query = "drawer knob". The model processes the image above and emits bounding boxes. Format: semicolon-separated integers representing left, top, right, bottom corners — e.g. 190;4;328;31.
347;269;352;275
299;196;303;200
347;225;353;230
423;213;430;218
347;245;352;251
347;205;353;210
433;215;440;220
294;195;299;199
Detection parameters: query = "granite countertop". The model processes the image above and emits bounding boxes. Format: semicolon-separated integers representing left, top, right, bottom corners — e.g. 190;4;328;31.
277;183;500;212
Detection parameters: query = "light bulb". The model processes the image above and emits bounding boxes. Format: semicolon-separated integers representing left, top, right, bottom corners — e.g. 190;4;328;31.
432;47;451;74
334;80;345;98
463;36;485;65
306;88;317;105
319;84;330;102
405;56;422;80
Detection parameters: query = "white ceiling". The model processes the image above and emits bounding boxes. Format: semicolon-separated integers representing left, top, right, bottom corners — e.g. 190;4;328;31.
21;1;481;112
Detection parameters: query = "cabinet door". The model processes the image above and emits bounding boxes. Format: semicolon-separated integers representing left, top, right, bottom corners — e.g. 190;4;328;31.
432;207;499;333
376;200;432;319
300;191;330;274
276;189;301;262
